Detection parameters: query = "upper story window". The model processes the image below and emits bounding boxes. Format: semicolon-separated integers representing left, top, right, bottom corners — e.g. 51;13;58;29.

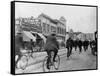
59;28;61;34
43;23;46;33
47;24;50;33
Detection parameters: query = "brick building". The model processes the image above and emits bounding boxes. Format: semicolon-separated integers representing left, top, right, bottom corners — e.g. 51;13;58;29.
15;14;66;41
38;13;66;41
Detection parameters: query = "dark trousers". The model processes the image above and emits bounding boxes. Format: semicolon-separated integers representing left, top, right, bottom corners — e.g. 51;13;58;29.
74;46;77;51
67;46;72;58
83;46;88;52
79;46;82;53
46;49;58;65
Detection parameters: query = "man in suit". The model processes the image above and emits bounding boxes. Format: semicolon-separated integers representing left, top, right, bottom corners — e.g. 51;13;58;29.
83;38;89;52
66;37;73;59
78;38;82;53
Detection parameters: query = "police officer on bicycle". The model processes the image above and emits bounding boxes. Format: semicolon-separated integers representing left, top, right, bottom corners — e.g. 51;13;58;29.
44;31;59;69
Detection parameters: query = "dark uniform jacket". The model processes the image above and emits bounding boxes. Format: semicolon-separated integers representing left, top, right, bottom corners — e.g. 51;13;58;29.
44;35;59;52
66;38;73;48
78;40;82;46
83;40;89;46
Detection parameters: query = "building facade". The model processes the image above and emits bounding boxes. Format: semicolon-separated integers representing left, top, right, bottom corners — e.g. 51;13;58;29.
38;13;66;41
77;33;95;41
55;17;66;41
15;14;66;41
21;17;42;33
15;16;42;34
38;13;57;36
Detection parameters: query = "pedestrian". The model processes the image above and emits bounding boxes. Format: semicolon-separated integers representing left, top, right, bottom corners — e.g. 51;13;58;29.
83;39;89;52
66;37;73;59
78;38;82;54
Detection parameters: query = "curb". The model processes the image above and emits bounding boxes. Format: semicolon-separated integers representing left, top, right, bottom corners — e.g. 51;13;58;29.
27;49;67;66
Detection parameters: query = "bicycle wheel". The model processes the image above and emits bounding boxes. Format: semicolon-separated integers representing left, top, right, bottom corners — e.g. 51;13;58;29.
54;55;60;70
43;56;51;72
17;55;28;70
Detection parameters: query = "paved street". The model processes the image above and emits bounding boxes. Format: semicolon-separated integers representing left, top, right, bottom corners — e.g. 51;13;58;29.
15;47;97;74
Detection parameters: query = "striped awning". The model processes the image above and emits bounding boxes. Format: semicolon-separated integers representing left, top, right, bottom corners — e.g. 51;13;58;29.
22;31;36;42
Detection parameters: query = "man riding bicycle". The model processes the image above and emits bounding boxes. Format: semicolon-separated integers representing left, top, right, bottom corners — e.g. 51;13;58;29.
44;31;59;69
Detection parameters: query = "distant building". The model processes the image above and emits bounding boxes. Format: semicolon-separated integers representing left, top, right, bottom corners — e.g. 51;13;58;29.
38;13;66;41
85;33;95;40
77;33;95;41
66;31;82;40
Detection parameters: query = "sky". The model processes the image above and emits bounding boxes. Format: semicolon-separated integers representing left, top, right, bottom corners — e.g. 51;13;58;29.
15;2;97;33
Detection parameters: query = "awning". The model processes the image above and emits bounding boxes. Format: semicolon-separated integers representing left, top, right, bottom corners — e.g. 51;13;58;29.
22;31;36;42
37;33;46;43
31;31;46;43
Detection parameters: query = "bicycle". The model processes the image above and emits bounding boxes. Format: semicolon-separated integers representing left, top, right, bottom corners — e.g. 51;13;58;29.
43;51;60;72
16;49;34;70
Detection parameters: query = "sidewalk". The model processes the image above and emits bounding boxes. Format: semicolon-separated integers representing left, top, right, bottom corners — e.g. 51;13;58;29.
16;48;96;73
17;48;67;69
28;48;67;65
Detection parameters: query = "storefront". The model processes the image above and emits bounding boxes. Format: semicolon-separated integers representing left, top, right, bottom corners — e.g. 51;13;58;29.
31;32;46;51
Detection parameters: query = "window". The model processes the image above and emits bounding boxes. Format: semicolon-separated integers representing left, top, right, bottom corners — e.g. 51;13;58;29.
65;29;66;35
61;28;62;34
62;28;64;34
53;27;56;32
57;27;59;34
51;26;54;32
43;23;46;33
47;24;50;33
58;27;61;34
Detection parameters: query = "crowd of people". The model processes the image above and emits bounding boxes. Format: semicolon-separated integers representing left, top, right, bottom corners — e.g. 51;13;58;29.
66;33;97;59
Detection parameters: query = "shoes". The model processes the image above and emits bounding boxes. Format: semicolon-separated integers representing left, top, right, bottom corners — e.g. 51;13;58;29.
47;64;50;69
